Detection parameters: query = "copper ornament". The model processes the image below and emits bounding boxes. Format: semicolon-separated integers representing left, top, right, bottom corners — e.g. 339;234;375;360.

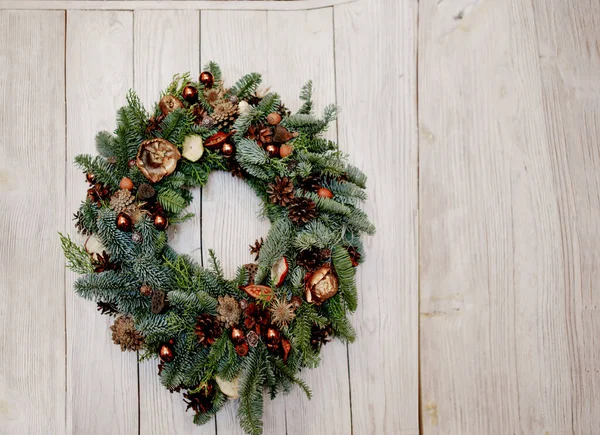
266;327;280;344
182;85;199;103
265;144;279;158
235;342;249;357
304;264;338;305
154;214;168;231
230;326;245;345
116;212;132;232
159;340;175;363
221;143;235;157
159;95;184;116
199;71;214;88
136;138;181;183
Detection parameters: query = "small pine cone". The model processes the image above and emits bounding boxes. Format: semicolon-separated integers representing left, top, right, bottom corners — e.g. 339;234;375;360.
266;176;295;206
110;316;144;352
183;384;215;415
73;211;90;235
347;246;361;267
201;116;215;129
195;314;223;347
192;105;209;125
298;174;321;193
229;95;239;104
212;101;238;130
204;87;225;107
244;263;258;284
276;103;291;118
310;324;333;351
87;183;110;205
296;248;324;270
97;301;119;316
110;189;134;213
287;197;318;226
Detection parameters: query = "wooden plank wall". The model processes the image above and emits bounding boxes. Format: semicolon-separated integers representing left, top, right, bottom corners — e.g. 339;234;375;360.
1;0;599;434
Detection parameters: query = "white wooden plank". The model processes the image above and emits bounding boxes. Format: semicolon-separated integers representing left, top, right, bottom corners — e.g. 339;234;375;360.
199;11;283;435
133;10;211;435
66;11;138;435
0;11;66;435
334;1;419;434
418;0;573;433
531;1;600;433
265;8;352;435
0;0;358;12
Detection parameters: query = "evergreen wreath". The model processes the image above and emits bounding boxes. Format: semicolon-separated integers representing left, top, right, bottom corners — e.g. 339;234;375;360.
60;62;375;434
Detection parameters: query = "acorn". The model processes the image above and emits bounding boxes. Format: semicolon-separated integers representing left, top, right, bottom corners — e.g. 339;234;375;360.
279;144;294;158
266;112;282;125
120;177;134;190
317;187;333;199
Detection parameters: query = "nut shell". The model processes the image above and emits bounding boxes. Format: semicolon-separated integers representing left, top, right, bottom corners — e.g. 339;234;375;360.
136;138;181;183
304;264;338;305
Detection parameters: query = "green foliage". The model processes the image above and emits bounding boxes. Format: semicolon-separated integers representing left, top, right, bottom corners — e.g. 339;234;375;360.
59;233;94;274
155;108;194;145
256;217;295;282
229;73;262;100
74;154;121;190
96;209;135;262
204;61;222;83
238;345;267;435
331;245;358;312
297;80;313;115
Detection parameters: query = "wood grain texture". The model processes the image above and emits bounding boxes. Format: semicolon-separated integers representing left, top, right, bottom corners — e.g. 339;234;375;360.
133;10;209;435
334;0;419;434
0;0;358;12
532;1;600;433
418;0;586;433
199;11;280;435
0;11;66;435
66;11;138;435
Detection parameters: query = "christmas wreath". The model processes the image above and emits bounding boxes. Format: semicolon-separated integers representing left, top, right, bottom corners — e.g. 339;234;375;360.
60;62;374;435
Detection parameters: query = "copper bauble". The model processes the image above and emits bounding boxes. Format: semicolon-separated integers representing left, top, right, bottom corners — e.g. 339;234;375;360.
120;177;134;190
266;112;282;125
182;85;198;103
159;340;175;363
265;144;279;158
221;143;235;157
154;214;168;231
86;173;96;184
116;212;132;232
266;327;280;344
140;285;152;297
230;326;245;345
159;95;184;116
304;264;338;305
199;71;214;88
317;187;333;199
281;337;291;363
279;144;293;158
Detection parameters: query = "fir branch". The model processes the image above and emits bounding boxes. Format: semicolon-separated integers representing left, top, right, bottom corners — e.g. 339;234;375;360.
345;164;367;189
237;345;267;435
271;356;312;399
74;154;121;190
256;217;295;282
204;61;223;83
293;220;339;251
157;188;189;215
155;108;194;145
297;80;313;115
59;233;94;274
324;295;356;343
96;208;135;262
229;73;262;100
331;245;358;312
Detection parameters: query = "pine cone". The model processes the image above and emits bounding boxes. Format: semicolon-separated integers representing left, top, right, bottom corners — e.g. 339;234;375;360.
227;158;245;179
183;384;215;415
276;103;291;118
217;295;242;327
73;211;89;235
87;183;110;205
146;114;165;135
192;105;209;125
243;302;271;336
296;248;326;270
298;174;321;193
97;301;119;316
194;314;222;347
347;246;361;267
204;87;225;107
110;189;134;213
212;101;238;130
310;324;333;351
93;251;120;273
266;176;295;206
110;316;144;352
246;124;273;148
287;197;318;226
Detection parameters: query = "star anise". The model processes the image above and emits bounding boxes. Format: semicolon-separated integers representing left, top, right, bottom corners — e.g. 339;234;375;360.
249;238;263;261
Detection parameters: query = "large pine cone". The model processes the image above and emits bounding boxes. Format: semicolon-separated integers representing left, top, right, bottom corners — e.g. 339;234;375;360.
296;248;328;270
109;189;134;213
195;314;222;347
266;176;295;206
183;384;215;415
287;197;318;226
212;101;238;130
110;316;144;352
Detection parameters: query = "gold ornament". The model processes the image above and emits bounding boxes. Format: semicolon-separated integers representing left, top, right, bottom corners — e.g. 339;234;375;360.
304;264;338;305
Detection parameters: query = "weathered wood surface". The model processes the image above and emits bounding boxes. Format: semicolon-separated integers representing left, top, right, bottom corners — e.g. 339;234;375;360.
0;10;66;435
1;0;599;434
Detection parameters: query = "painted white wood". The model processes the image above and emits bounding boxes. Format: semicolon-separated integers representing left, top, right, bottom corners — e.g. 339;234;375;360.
0;0;357;11
417;0;593;433
0;11;66;435
531;1;600;433
65;11;138;435
265;8;352;435
132;10;212;435
334;1;419;434
199;10;281;435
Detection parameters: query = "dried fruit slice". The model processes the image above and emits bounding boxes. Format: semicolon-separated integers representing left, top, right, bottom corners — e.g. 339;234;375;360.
240;284;273;301
271;257;289;288
182;135;204;162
